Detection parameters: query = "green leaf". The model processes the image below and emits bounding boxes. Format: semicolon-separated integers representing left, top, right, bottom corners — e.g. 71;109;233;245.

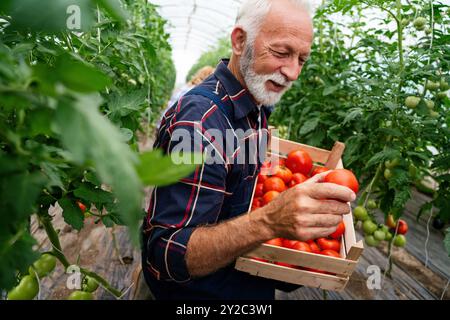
73;183;114;204
323;85;339;96
53;93;143;243
343;108;362;125
93;0;130;22
6;0;94;32
365;148;401;169
299;118;319;135
107;89;147;119
59;198;84;231
136;150;198;187
55;56;112;93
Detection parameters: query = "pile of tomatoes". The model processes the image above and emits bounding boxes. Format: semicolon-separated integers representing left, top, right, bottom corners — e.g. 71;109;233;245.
250;148;359;274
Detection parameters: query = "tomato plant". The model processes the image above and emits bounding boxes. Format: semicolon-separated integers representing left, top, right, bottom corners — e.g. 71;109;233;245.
0;0;197;295
269;0;450;258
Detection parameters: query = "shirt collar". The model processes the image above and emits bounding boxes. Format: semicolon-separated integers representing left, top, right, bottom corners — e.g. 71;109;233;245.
214;59;261;121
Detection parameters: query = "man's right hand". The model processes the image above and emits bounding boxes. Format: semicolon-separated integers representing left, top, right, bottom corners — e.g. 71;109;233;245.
253;171;356;242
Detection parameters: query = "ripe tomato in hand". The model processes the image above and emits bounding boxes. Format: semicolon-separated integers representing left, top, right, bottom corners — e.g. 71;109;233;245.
329;221;345;239
306;240;321;254
311;166;329;177
263;177;286;193
255;183;264;197
288;173;308;187
317;238;341;252
266;238;283;247
323;169;359;194
285;149;313;176
263;191;280;204
273;165;293;184
320;249;341;258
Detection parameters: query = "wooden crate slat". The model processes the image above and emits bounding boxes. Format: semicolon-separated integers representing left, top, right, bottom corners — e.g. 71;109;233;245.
243;244;357;276
235;258;349;291
325;142;346;169
270;137;330;164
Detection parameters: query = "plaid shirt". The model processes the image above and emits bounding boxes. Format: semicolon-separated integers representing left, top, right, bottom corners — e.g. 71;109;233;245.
141;60;290;299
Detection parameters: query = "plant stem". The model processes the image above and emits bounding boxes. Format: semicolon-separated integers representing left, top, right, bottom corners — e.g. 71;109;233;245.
38;212;123;298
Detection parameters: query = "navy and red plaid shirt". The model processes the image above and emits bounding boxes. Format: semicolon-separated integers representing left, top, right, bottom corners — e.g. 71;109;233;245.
141;59;295;300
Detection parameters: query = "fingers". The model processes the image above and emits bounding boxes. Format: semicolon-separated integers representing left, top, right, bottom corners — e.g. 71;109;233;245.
298;227;338;241
303;170;332;184
309;198;351;216
306;182;356;203
299;214;343;228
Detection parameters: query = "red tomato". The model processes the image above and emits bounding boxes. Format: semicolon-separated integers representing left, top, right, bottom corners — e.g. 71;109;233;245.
255;183;264;197
285;149;313;176
257;173;268;184
311;166;329;177
320;249;341;258
251;197;264;211
263;191;280;204
306;240;321;254
77;201;87;212
265;238;283;247
317;238;341;252
291;241;312;253
288;173;308;187
282;239;298;249
329;221;345;239
273;165;293;184
323;169;359;194
263;177;286;193
397;219;408;235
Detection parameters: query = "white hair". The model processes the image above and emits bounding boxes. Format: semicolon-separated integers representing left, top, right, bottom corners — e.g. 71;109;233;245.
236;0;313;45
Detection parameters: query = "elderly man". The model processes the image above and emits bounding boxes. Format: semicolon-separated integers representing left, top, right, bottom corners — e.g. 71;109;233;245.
141;0;355;300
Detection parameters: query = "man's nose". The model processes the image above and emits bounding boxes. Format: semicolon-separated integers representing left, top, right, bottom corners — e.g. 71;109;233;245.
280;60;302;82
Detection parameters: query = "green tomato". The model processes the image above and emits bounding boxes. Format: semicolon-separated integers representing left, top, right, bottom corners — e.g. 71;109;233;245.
380;225;390;234
401;18;409;26
374;230;386;241
363;220;378;235
425;27;431;35
367;200;378;210
437;91;448;99
30;254;57;278
365;235;380;247
426;81;440;91
354;206;369;221
82;276;99;293
429;111;439;119
440;79;449;91
68;291;94;300
7;275;39;300
405;96;420;109
413;17;427;30
385;231;393;241
384;168;393;180
393;234;407;247
425;100;435;109
385;158;400;169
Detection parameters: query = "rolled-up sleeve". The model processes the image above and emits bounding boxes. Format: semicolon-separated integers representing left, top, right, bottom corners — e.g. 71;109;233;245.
143;95;231;283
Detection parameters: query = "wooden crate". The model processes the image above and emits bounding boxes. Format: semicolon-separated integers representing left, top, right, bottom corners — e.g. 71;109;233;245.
235;136;364;292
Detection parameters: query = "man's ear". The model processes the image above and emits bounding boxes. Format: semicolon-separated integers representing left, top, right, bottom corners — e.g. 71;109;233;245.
230;27;246;56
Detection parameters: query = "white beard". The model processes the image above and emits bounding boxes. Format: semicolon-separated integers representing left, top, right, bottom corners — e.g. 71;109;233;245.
239;44;293;106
